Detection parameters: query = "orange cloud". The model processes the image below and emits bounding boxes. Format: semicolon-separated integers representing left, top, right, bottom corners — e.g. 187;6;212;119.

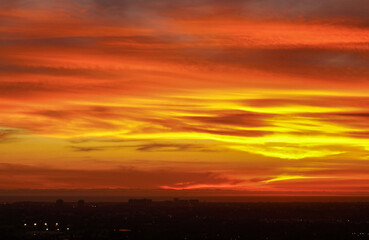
0;0;368;196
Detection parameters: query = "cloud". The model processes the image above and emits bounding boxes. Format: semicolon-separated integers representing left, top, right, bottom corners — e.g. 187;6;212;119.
89;0;369;27
0;163;238;189
183;127;271;137
0;64;122;80
0;81;61;98
0;128;23;143
0;0;369;194
70;142;220;152
185;111;270;127
265;178;369;192
0;0;25;9
70;146;119;152
135;143;218;152
200;48;369;83
29;106;124;120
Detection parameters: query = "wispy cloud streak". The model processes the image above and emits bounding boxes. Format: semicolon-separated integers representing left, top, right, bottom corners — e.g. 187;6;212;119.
0;0;368;194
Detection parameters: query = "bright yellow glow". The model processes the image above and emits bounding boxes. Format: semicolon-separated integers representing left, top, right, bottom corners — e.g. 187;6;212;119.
263;175;330;183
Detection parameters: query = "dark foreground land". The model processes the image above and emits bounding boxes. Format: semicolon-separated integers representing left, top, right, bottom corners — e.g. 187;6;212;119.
1;199;369;240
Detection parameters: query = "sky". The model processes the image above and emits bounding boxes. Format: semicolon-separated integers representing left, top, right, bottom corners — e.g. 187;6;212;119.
0;0;369;196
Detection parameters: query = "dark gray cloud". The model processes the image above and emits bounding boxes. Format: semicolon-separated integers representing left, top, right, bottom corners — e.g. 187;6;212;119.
242;0;369;23
0;0;25;9
3;0;369;27
90;0;369;27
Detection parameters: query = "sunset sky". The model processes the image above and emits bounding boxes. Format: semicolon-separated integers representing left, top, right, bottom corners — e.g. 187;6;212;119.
1;0;369;196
